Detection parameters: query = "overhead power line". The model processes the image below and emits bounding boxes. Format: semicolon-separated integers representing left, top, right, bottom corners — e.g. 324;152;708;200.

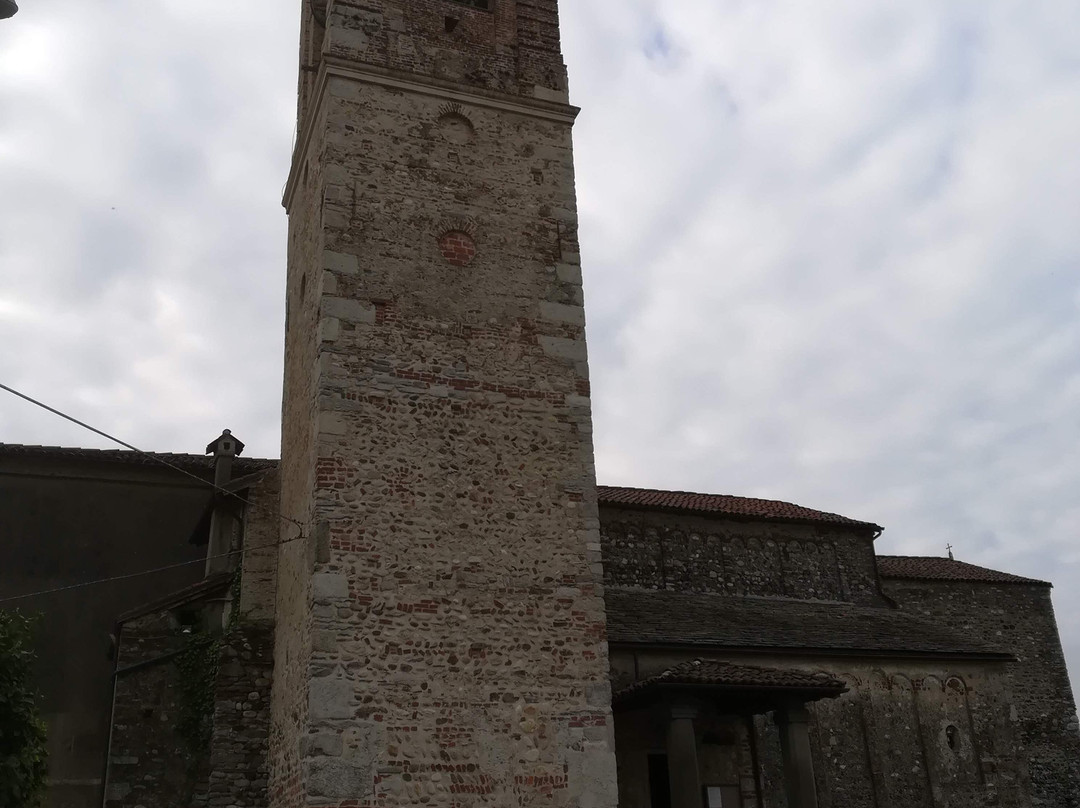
0;380;315;606
0;530;309;606
0;380;305;536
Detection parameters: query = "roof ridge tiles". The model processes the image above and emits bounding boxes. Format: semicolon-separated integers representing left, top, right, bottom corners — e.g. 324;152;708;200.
597;484;882;530
877;555;1049;586
0;442;277;471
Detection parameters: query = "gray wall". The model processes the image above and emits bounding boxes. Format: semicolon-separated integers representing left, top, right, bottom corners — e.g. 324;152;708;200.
0;449;235;808
884;577;1080;807
599;506;885;605
610;647;1029;808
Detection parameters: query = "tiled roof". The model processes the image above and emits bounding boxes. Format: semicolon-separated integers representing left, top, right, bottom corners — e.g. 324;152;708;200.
878;556;1049;586
116;573;233;624
0;443;277;476
615;659;847;703
605;588;1010;659
597;486;881;531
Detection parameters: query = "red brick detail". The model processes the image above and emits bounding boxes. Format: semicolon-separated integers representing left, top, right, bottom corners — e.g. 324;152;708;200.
878;556;1048;585
373;300;397;325
567;711;609;728
438;230;477;267
315;456;349;490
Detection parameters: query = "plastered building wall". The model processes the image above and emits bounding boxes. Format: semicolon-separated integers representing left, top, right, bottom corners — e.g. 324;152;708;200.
884;577;1080;807
0;447;264;808
599;506;885;605
270;1;619;806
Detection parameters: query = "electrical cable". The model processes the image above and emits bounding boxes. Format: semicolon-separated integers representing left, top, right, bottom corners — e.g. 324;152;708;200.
0;379;317;606
0;380;305;536
0;530;310;606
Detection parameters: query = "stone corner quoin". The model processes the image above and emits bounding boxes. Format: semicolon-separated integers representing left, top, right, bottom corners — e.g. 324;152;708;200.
269;1;620;807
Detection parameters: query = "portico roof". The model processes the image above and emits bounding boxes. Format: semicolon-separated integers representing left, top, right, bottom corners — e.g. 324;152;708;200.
606;588;1012;659
613;659;848;712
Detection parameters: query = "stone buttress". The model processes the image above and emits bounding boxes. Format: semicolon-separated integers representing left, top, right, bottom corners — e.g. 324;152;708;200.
270;1;619;806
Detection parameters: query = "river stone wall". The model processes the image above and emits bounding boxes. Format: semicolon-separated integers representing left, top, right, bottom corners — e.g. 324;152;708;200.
599;506;885;605
883;577;1080;807
270;2;619;806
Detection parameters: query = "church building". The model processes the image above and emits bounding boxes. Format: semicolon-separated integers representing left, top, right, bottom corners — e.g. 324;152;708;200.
2;2;1078;808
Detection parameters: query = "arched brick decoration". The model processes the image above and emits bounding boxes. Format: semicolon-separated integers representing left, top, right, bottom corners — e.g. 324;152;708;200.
438;230;476;266
437;102;476;145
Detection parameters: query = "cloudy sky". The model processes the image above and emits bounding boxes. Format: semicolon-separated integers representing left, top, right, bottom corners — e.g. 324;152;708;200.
2;1;1079;691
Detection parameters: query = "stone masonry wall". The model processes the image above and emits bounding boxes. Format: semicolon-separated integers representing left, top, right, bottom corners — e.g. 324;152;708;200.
107;613;276;808
269;73;327;807
883;578;1080;807
599;506;885;605
200;623;275;808
104;613;207;808
274;3;622;803
321;0;568;103
239;468;281;622
611;648;1031;808
272;2;619;807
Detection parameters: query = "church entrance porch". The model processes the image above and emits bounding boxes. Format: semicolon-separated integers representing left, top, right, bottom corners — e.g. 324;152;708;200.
612;659;847;808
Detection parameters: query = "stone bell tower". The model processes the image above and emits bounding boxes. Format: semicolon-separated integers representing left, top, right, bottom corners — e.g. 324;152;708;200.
271;1;619;806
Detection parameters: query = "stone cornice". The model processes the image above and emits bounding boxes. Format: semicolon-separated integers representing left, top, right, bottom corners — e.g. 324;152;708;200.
282;58;580;211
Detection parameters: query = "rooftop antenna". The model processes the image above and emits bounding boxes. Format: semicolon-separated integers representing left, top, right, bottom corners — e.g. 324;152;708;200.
0;0;17;19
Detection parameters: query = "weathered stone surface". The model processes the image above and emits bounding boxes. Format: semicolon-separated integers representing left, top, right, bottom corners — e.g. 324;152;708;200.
613;649;1032;808
883;576;1080;807
320;296;375;324
600;505;883;604
201;623;275;808
307;678;353;721
540;300;586;326
306;758;369;798
310;573;349;603
269;3;619;807
321;250;358;275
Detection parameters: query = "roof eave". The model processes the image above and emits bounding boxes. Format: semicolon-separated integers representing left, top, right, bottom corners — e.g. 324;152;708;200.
598;499;883;534
608;640;1016;664
881;573;1051;588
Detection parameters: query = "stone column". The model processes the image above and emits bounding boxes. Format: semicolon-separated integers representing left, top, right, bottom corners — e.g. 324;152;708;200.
667;704;702;808
775;704;818;808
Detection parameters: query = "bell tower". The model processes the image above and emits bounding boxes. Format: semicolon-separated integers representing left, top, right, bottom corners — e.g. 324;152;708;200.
272;1;619;806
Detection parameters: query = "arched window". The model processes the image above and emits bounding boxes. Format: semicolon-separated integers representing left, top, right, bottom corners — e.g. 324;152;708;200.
945;724;960;751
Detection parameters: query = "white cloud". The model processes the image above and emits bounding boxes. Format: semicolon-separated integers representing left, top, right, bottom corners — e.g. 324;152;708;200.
1;0;1079;692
